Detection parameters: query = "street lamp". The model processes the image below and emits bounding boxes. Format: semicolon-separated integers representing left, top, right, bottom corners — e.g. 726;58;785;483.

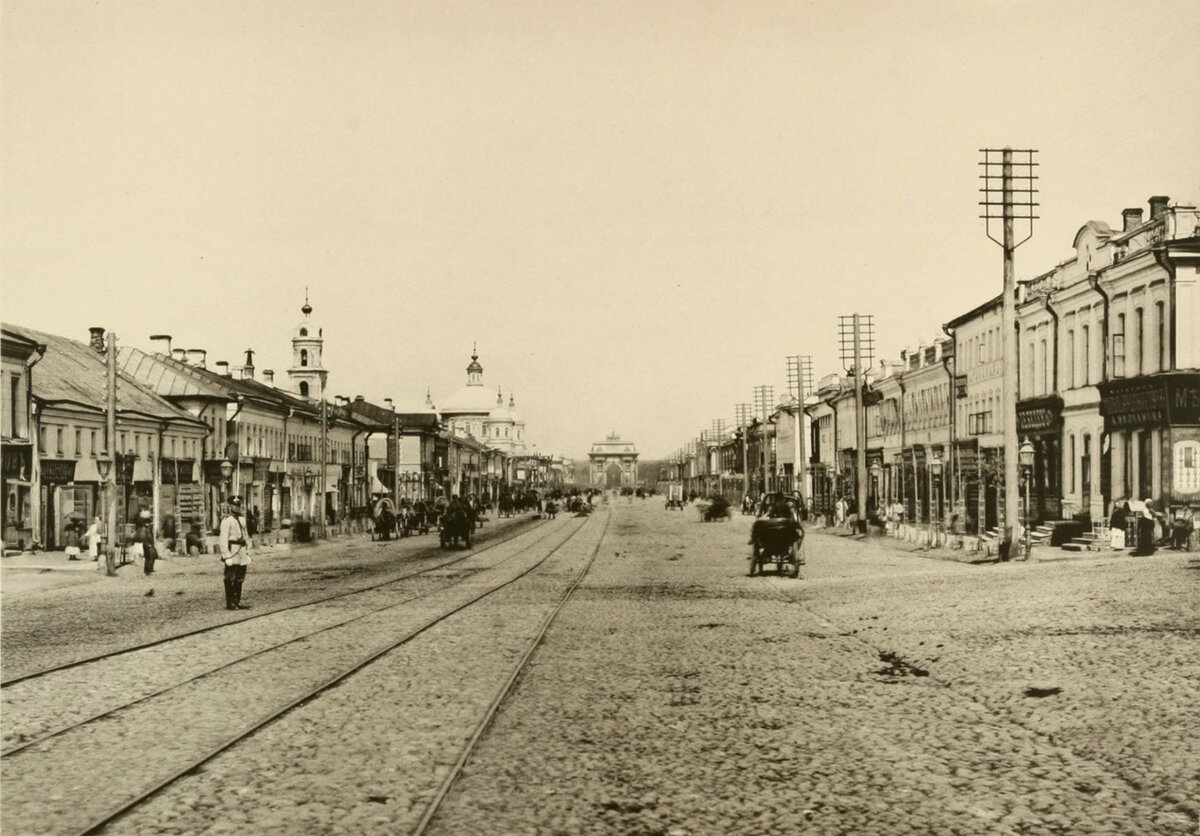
96;454;113;574
929;454;943;547
1019;440;1035;559
219;459;234;503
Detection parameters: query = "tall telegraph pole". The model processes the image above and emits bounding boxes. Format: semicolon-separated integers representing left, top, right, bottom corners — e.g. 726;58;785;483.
786;355;813;502
105;332;118;576
734;403;751;499
839;315;874;533
753;385;774;494
980;148;1038;557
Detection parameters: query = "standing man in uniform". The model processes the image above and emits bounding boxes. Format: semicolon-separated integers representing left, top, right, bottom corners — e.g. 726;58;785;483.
219;496;252;610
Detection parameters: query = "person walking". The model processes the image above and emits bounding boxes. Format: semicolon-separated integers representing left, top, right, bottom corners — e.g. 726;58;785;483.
219;496;252;610
135;506;156;575
84;516;102;562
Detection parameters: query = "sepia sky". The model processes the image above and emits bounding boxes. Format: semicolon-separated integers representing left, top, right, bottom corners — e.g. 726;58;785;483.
2;0;1198;460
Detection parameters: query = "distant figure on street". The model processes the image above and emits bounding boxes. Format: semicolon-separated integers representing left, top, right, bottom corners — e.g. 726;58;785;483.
84;516;102;561
64;519;83;560
1133;498;1160;556
135;506;156;575
835;496;848;528
219;496;252;610
1109;501;1130;549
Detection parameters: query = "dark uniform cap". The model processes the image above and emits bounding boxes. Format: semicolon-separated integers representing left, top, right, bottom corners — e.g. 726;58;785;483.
230;496;243;506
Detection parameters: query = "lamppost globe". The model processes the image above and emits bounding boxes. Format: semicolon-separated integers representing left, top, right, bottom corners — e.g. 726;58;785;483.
96;454;112;481
929;455;943;478
219;459;234;481
1018;440;1035;470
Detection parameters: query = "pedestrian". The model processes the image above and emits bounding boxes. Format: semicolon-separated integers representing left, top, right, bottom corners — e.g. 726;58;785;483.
64;519;83;560
247;506;260;538
135;506;156;575
835;496;847;528
1170;507;1194;550
84;515;102;561
219;496;252;610
1109;500;1129;549
1133;498;1159;556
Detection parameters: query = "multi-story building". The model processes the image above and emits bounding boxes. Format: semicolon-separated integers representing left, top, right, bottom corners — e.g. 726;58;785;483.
2;328;44;551
5;324;210;551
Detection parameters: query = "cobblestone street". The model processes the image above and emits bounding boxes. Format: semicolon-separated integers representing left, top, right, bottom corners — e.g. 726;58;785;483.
2;500;1197;834
430;500;1199;835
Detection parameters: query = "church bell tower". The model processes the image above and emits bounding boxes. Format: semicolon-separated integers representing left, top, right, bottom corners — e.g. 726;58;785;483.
288;293;328;401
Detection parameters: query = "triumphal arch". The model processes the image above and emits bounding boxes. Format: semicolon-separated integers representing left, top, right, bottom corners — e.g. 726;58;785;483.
588;432;639;488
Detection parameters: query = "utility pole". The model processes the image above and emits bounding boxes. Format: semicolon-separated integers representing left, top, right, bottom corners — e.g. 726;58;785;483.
786;355;813;503
710;418;726;497
735;403;751;500
104;332;118;576
319;397;328;539
980;147;1038;558
753;385;774;495
839;315;874;533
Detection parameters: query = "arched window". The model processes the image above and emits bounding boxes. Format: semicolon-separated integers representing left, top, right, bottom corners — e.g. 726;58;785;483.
299;381;309;398
1134;307;1144;375
300;349;308;367
299;328;308;337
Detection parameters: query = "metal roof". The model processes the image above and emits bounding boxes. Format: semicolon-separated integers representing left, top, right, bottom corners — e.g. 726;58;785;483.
4;324;206;428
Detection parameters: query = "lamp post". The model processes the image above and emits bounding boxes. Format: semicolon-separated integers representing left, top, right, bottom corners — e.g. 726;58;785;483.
96;454;114;575
1019;440;1035;560
929;454;943;547
219;459;234;504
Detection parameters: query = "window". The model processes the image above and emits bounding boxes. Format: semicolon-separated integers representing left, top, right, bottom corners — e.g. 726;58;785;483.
9;374;18;437
170;437;176;458
1067;329;1075;388
300;349;308;367
1081;324;1090;385
299;381;309;398
75;429;82;458
299;327;308;337
1069;434;1076;493
90;430;97;457
1134;307;1144;375
1156;301;1166;371
55;427;64;456
1113;314;1126;378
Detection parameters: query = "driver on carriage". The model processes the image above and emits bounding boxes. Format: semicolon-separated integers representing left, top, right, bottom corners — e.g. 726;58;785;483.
750;495;803;546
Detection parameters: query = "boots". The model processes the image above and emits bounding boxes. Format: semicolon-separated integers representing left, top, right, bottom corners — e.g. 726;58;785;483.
224;577;237;610
233;579;250;609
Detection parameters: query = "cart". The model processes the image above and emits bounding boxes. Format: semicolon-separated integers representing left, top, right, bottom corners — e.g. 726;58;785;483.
749;518;804;578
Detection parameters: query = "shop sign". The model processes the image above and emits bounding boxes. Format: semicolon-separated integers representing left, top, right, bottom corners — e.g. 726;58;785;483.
1100;379;1169;428
1100;374;1200;429
1016;396;1063;434
253;458;272;483
956;441;979;480
1173;439;1200;495
41;459;77;484
2;445;32;478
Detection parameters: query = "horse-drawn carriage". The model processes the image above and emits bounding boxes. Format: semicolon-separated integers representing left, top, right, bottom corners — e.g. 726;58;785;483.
439;503;474;549
748;517;804;578
701;495;731;522
371;498;398;541
665;485;685;511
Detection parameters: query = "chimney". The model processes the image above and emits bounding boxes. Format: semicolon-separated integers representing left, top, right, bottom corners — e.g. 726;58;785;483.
186;348;207;369
262;369;274;384
240;365;254;380
149;334;172;355
1122;208;1144;231
216;360;231;377
1149;195;1170;221
171;348;188;363
242;348;255;380
88;327;106;354
355;395;365;402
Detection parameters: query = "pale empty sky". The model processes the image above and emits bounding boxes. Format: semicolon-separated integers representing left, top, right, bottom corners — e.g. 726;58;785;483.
2;0;1198;458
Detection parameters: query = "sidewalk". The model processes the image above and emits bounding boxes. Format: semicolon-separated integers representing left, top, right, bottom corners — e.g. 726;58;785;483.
808;523;1142;565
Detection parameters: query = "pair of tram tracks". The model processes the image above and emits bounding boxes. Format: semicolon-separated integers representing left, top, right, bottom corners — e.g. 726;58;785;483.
0;516;568;760
2;509;609;836
1;515;548;689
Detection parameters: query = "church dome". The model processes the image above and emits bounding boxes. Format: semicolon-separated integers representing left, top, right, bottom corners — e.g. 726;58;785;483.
507;393;524;425
440;347;496;416
293;298;319;339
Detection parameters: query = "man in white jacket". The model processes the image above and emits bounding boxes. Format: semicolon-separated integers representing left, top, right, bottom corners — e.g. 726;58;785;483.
219;496;252;610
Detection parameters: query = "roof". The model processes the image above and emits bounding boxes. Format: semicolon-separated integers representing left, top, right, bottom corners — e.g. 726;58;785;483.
345;399;440;432
4;324;207;428
944;293;1003;329
118;346;232;401
1;328;45;361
